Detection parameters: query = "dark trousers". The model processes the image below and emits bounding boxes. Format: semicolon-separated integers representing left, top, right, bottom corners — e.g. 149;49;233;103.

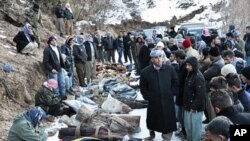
97;49;105;63
118;51;123;64
123;49;132;63
131;48;136;64
106;50;115;63
65;64;74;87
75;63;86;85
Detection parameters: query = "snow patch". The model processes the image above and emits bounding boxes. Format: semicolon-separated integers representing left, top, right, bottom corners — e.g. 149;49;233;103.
75;20;95;27
19;0;27;4
0;35;7;39
105;0;227;25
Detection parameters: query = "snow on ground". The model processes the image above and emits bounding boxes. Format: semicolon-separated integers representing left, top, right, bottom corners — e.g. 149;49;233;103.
0;35;7;39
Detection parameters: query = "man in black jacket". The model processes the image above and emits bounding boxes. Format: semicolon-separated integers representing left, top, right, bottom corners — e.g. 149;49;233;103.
13;22;38;54
140;49;178;140
211;89;250;124
43;36;66;96
94;31;105;63
84;34;98;83
55;1;65;37
243;26;250;66
173;50;187;139
123;31;133;64
103;32;116;63
203;47;224;123
183;56;206;141
73;35;88;87
138;37;155;72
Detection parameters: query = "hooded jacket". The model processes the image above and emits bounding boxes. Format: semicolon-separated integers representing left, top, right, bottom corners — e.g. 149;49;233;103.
183;56;206;112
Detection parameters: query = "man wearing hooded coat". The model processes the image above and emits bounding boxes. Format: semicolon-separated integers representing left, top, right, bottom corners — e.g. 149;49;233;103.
140;49;178;140
183;56;206;141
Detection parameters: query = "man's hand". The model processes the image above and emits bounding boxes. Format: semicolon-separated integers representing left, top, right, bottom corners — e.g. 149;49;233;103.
51;69;58;74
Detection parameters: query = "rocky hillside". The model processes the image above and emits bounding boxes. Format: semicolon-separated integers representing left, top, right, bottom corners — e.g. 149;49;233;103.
0;0;249;140
0;1;67;139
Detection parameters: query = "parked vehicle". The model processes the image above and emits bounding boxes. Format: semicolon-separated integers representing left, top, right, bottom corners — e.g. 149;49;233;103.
179;22;221;37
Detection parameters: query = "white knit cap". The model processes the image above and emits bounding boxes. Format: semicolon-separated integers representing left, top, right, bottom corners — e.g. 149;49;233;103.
156;41;164;48
221;64;237;77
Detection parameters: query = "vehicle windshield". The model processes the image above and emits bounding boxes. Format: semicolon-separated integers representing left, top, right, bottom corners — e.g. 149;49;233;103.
143;29;154;38
187;28;219;37
188;29;203;37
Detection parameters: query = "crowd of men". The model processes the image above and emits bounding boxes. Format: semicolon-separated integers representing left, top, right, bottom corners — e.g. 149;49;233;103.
8;1;250;141
139;25;250;141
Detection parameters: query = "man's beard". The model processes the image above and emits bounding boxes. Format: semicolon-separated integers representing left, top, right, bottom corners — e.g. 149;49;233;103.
154;61;163;68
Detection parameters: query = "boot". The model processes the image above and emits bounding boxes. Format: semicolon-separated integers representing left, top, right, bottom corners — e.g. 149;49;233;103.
162;133;171;140
144;130;155;141
80;83;87;87
60;33;65;38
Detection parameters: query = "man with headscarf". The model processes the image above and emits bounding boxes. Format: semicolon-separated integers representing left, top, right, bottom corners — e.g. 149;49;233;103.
103;32;116;63
8;106;48;141
140;49;178;140
84;34;98;83
13;22;38;54
64;3;74;35
73;35;88;87
35;79;72;116
94;30;105;63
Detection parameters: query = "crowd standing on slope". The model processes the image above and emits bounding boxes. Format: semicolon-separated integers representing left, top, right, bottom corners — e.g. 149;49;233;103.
7;0;250;141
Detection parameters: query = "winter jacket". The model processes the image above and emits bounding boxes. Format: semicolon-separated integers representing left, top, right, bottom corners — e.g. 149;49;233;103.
55;5;65;18
185;47;200;61
237;89;250;112
103;37;115;51
13;31;35;53
175;61;188;106
73;44;88;64
168;31;177;38
93;36;104;50
199;57;212;73
217;106;250;124
138;45;151;71
115;36;124;52
123;35;131;51
140;64;178;133
64;8;74;20
203;56;224;81
35;86;62;114
183;57;206;112
61;44;74;68
135;42;144;56
231;57;246;74
244;33;250;56
7;114;46;141
43;45;65;72
84;41;98;61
